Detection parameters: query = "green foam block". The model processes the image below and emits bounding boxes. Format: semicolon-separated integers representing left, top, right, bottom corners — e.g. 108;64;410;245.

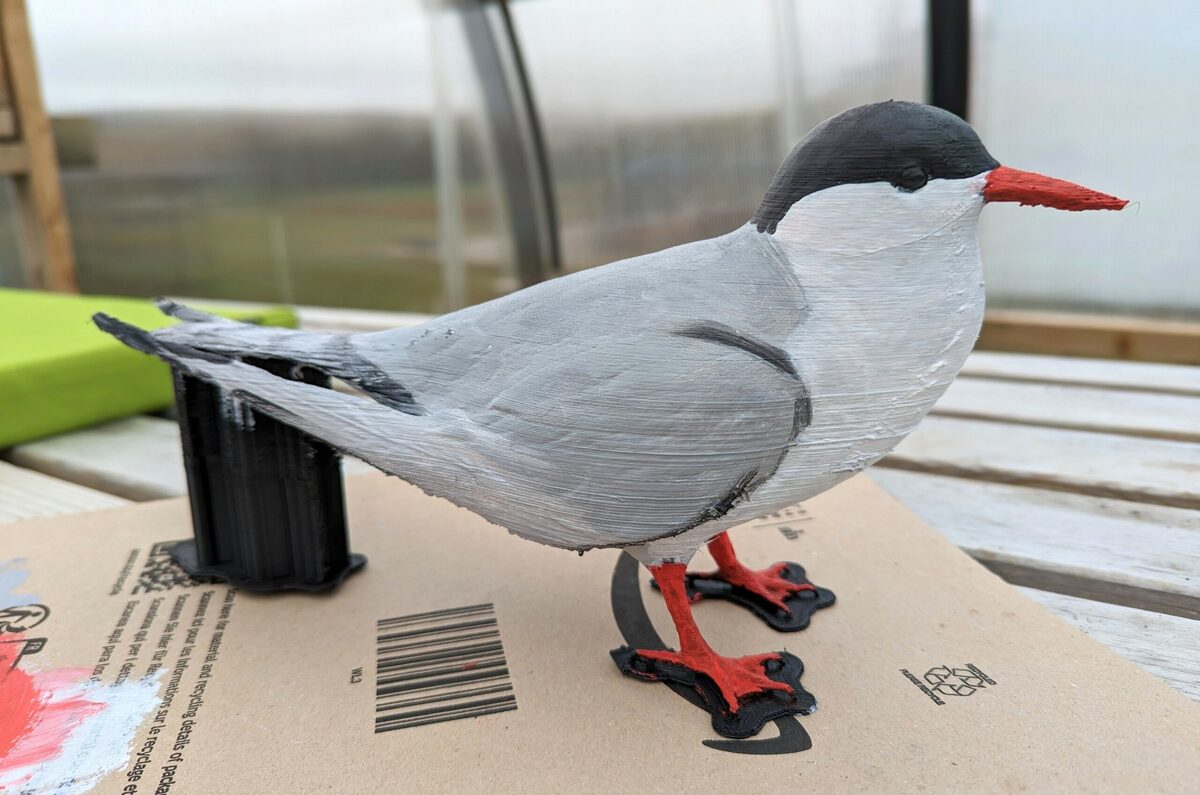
0;289;297;448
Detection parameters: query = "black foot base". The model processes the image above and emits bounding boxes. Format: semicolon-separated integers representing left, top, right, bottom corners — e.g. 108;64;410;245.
654;562;835;632
610;647;816;739
169;539;367;592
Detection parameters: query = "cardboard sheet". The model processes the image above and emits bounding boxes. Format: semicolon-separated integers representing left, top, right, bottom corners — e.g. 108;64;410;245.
2;472;1197;793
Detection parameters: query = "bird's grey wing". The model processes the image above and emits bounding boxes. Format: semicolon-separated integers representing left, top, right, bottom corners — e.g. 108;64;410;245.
150;226;801;423
319;225;811;549
453;321;811;550
97;308;808;555
347;224;805;416
127;229;810;551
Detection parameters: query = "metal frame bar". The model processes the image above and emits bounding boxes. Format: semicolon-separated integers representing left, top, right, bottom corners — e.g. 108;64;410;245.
928;0;971;120
458;0;561;287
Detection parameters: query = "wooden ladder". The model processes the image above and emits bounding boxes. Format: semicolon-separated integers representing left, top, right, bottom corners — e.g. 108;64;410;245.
0;0;76;291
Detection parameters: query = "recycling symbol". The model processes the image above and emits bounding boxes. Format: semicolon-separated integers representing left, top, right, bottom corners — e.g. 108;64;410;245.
923;665;986;697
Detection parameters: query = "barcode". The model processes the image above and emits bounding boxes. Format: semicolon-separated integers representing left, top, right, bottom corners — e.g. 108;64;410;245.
374;603;516;733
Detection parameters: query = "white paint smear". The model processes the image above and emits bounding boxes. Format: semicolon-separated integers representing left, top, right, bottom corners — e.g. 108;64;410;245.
10;672;164;795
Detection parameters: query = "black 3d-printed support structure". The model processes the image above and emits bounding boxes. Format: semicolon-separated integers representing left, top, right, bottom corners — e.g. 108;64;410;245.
168;358;365;591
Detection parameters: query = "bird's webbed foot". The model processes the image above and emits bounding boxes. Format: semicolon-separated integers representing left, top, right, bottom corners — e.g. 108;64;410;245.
634;647;789;711
670;532;836;631
611;560;816;738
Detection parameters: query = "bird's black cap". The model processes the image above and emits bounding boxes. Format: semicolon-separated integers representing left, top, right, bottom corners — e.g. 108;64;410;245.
753;101;1000;233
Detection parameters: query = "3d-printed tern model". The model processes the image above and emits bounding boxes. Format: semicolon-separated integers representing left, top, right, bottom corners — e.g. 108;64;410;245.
96;101;1127;737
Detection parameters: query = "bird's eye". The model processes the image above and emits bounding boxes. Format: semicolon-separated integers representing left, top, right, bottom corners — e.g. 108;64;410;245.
893;165;929;192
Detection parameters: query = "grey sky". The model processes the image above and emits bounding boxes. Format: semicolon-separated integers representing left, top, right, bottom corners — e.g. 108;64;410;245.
31;0;436;113
29;0;915;118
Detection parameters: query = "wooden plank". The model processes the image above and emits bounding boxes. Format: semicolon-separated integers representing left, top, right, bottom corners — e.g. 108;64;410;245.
980;308;1200;365
880;415;1200;510
1020;588;1199;701
0;0;78;291
960;351;1200;397
870;469;1200;619
5;416;186;500
934;377;1200;443
0;459;128;523
6;415;374;501
0;140;25;172
164;298;431;335
296;305;429;333
0;29;13;139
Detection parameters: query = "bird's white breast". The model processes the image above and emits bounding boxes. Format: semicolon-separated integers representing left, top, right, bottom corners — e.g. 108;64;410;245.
751;176;988;509
638;177;988;563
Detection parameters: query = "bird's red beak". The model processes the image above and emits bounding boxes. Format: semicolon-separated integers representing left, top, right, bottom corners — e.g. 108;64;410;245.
983;165;1128;211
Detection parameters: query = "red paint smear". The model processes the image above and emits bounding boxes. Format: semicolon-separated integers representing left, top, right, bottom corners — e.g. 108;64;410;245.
637;563;790;713
984;165;1128;211
1;634;105;783
0;654;40;762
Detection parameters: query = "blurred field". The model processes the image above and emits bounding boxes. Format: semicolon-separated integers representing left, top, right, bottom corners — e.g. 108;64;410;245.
15;109;783;312
47;112;512;312
66;180;511;312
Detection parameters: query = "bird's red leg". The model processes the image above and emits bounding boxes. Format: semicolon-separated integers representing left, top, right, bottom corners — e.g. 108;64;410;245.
701;531;815;612
636;562;790;713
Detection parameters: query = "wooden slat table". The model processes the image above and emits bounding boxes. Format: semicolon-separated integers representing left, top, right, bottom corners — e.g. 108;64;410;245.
2;310;1197;702
0;459;126;523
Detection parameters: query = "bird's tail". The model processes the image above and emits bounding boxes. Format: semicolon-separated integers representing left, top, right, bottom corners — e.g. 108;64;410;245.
154;298;235;325
101;299;419;413
93;304;429;476
149;297;346;368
